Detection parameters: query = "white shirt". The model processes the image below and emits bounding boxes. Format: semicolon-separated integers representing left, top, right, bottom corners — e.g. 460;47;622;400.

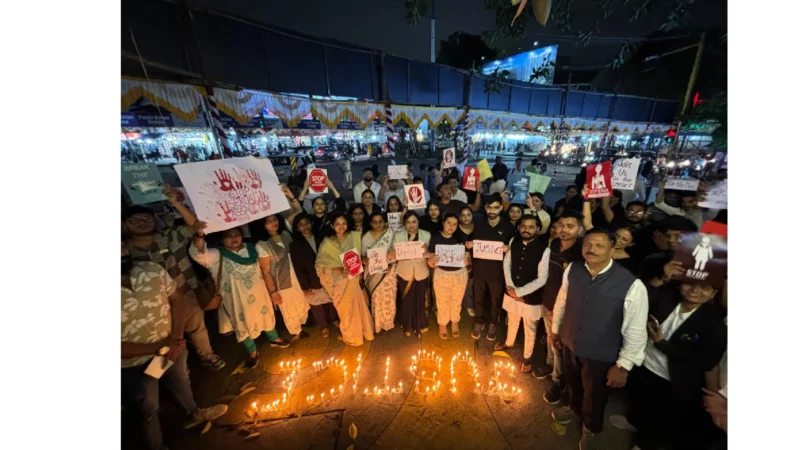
452;188;468;203
503;239;550;297
381;182;406;207
489;179;507;194
354;181;381;204
552;260;648;370
643;303;699;381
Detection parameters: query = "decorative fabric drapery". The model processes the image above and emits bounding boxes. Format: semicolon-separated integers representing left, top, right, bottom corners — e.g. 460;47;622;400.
121;78;206;123
388;105;465;129
310;100;382;129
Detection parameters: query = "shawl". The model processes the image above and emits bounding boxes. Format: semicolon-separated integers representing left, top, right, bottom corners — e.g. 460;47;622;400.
316;231;361;269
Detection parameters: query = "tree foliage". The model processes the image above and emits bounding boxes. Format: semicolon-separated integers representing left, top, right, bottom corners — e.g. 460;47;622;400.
684;90;726;148
403;0;431;26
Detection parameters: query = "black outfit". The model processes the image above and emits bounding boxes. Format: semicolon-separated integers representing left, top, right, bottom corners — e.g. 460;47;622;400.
427;233;464;272
289;234;339;327
613;255;640;275
629;285;727;450
419;215;443;235
433;199;468;218
540;239;584;311
471;217;514;324
455;226;475;280
310;197;347;239
362;203;383;216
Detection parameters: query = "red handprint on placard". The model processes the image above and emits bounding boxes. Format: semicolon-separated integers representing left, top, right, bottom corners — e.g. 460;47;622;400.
217;201;234;222
234;180;245;191
213;170;234;192
257;191;271;211
246;169;262;189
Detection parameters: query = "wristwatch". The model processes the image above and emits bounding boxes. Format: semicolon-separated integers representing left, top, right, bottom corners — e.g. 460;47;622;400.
157;345;170;356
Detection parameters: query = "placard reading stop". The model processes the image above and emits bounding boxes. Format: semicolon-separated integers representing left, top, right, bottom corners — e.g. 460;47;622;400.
308;168;329;194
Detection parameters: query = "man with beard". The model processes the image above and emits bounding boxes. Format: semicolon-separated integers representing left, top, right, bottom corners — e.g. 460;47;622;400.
353;167;382;204
550;228;648;450
469;193;514;341
123;188;226;370
603;200;648;232
121;244;228;449
433;182;480;217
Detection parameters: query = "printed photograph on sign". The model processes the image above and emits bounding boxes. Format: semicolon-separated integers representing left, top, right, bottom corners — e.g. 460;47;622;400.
462;167;480;191
388;212;403;232
435;244;465;268
340;248;364;279
173;156;290;233
510;175;530;204
404;184;427;210
388;165;409;180
664;178;700;191
472;240;504;261
442;148;456;169
367;247;388;274
672;232;727;288
307;168;329;194
394;241;426;260
121;163;167;205
527;173;551;194
585;161;613;198
611;158;641;191
698;181;727;209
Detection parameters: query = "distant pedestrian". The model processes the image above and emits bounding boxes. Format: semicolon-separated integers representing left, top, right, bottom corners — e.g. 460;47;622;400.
338;155;352;189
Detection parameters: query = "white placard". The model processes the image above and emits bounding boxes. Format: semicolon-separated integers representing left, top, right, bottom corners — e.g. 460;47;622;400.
473;240;504;261
664;177;700;191
367;247;388;274
174;156;290;233
698;181;727;209
435;244;465;268
501;295;542;320
404;184;427;210
388;165;409;180
442;148;456;169
394;241;426;260
144;356;174;380
611;158;641;191
388;212;403;231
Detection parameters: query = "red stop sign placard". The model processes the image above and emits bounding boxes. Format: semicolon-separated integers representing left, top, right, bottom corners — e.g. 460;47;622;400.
308;168;328;193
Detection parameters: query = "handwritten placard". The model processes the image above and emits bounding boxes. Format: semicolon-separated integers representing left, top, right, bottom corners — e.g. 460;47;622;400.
388;212;403;231
473;240;504;261
442;148;456;169
665;177;700;191
367;247;388;275
394;241;426;260
527;173;551;194
611;158;640;191
586;161;613;199
698;181;727;209
435;244;465;268
388;165;409;180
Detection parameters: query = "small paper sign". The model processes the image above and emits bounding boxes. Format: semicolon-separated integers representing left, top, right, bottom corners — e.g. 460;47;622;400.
367;247;388;274
510;174;530;204
144;356;174;380
672;232;727;288
388;212;403;232
698;181;727;209
476;159;493;182
665;178;700;191
340;248;364;279
394;241;426;260
611;158;640;191
388;165;409;180
404;184;427;209
527;173;551;194
122;163;166;205
462;167;480;192
473;240;504;261
585;161;613;199
435;244;465;268
307;168;329;194
442;148;456;169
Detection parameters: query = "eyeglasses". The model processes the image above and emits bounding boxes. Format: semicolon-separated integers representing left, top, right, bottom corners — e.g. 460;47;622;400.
126;215;154;224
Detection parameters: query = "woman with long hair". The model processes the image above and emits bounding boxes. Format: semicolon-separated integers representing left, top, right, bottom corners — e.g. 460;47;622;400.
298;178;346;239
427;213;469;339
348;204;367;233
456;206;476;318
362;212;398;333
527;192;552;235
289;213;339;338
189;227;290;369
360;189;382;216
506;203;524;228
419;201;442;234
386;195;404;214
393;211;431;337
315;212;375;346
611;226;640;274
256;214;311;342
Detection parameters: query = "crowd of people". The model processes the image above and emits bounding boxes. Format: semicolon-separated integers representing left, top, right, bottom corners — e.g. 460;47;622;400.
121;153;727;450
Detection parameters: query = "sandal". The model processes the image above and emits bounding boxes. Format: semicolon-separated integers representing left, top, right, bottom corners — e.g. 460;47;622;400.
493;342;511;351
439;324;448;340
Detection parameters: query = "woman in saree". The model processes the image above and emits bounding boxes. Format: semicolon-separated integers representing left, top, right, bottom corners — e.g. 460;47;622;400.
362;212;398;334
393;211;431;337
256;214;311;342
190;227;290;369
315;212;375;346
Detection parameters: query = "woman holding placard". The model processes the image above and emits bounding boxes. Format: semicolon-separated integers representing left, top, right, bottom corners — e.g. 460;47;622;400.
315;213;375;346
393;211;431;337
362;212;398;334
456;206;476;318
427;213;469;339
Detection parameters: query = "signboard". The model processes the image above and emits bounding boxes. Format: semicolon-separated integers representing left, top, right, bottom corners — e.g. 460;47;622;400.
173;156;290;233
404;184;427;210
672;232;727;289
700;221;727;238
442;148;456;169
307;168;329;194
665;178;700;191
340;248;364;279
480;46;558;85
611;158;641;191
585;161;613;199
388;165;409;180
698;181;727;209
367;247;388;275
476;159;493;181
510;174;530;204
528;173;551;194
462;167;480;191
121;163;167;205
122;99;208;128
394;241;426;260
388;212;403;232
435;244;465;268
473;240;504;261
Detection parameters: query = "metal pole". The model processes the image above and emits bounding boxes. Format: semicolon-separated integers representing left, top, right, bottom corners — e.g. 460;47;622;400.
680;32;706;117
430;0;436;62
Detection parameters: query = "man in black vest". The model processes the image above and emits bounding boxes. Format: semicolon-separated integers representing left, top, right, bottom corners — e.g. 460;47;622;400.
493;215;550;372
550;228;649;450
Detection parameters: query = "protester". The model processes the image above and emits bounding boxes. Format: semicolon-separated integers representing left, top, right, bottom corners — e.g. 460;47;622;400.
494;214;550;373
289;214;339;339
360;189;383;216
123;190;226;371
653;180;719;229
469;193;515;341
338;154;352;189
554;185;579;218
378;174;407;207
641;215;698;260
386;195;404;214
445;172;469;203
393;211;431;337
648;184;683;224
526;192;552;235
492;155;508;181
298;179;346;229
256;214;311;342
427;213;470;339
362;212;398;334
315;212;375;346
419;201;443;234
121;248;228;450
506;203;524;227
456;205;476;318
347;204;367;233
190;227;290;369
550;228;648;450
508;157;525;177
353;167;381;203
434;182;480;217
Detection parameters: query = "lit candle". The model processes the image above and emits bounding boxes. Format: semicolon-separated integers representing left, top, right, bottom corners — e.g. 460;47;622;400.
364;388;368;395
280;362;284;369
321;393;325;401
426;386;430;394
374;386;378;394
330;388;335;396
339;384;343;392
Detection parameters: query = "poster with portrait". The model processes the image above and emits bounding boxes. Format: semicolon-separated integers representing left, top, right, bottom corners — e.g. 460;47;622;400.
672;232;727;288
404;184;427;209
585;161;613;199
462;167;480;191
510;174;530;204
442;148;456;169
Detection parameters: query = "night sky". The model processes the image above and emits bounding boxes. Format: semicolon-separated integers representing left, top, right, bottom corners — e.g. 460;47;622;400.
189;0;727;67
